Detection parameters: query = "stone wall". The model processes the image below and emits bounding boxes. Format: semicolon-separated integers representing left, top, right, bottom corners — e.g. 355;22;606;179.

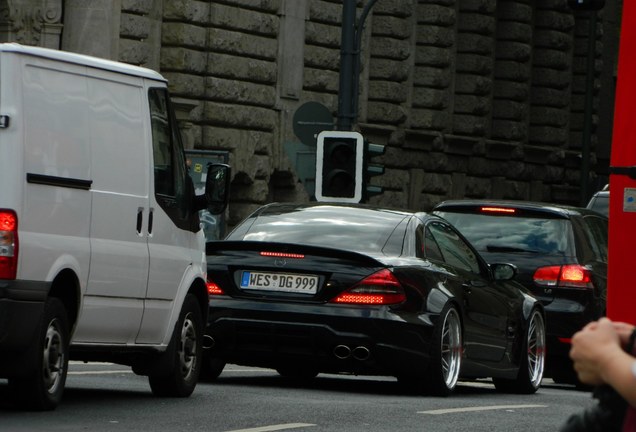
0;0;617;230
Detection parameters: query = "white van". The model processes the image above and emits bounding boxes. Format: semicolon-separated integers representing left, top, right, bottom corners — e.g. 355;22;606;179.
0;43;230;410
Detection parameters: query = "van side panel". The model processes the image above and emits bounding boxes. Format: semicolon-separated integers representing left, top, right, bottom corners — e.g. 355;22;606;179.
73;71;150;344
19;60;91;286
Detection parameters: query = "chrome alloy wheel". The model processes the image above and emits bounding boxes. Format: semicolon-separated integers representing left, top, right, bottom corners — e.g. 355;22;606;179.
42;318;66;395
526;310;546;388
178;312;198;381
441;308;462;389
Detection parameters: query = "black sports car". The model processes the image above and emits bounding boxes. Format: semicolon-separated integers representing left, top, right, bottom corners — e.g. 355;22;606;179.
202;203;546;395
433;199;608;384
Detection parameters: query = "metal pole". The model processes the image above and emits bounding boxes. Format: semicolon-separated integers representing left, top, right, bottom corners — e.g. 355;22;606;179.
351;0;379;127
336;0;357;131
580;10;597;206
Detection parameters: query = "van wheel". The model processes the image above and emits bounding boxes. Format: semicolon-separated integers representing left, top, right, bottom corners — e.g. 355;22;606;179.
8;297;69;411
149;294;203;397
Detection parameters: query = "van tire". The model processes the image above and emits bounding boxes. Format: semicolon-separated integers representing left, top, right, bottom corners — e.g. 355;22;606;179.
8;297;69;411
149;294;202;397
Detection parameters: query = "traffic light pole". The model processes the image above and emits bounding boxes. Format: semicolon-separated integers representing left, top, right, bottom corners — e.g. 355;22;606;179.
336;0;379;131
336;0;356;131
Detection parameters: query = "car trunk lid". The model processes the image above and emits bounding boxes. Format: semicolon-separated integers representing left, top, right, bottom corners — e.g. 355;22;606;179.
206;240;390;304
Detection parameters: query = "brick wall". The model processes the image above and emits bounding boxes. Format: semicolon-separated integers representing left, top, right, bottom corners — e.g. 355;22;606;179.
0;0;616;230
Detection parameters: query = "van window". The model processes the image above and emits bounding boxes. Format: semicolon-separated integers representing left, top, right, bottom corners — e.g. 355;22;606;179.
148;88;190;226
149;88;186;200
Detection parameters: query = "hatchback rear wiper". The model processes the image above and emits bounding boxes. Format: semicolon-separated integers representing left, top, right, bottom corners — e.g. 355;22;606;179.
485;245;540;253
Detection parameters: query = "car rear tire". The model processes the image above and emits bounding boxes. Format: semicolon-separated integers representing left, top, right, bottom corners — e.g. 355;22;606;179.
426;305;462;396
149;294;203;397
400;305;462;396
8;297;69;411
199;356;226;382
493;308;546;394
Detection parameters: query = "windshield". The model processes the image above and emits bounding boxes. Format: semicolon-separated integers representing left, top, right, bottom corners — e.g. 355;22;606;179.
436;211;571;255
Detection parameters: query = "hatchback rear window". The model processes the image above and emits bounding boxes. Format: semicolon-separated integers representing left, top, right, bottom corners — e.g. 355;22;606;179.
435;211;571;255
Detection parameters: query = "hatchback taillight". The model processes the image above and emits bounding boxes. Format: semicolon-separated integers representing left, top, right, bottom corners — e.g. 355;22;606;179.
0;209;18;280
330;269;406;305
533;265;593;289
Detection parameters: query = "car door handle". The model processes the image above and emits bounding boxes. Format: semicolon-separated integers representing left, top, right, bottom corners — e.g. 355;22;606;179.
148;208;154;235
136;207;143;235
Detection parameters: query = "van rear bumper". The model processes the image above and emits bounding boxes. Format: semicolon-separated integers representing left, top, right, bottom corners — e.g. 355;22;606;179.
0;279;49;351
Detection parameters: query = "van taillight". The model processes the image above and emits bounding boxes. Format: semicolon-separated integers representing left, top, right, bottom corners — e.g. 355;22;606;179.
0;210;18;280
533;265;593;289
330;269;406;305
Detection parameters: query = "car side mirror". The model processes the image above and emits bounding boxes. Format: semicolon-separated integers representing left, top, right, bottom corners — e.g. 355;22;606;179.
491;263;517;281
204;163;231;215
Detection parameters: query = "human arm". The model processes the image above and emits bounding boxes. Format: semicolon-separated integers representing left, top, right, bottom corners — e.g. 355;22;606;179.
569;317;636;407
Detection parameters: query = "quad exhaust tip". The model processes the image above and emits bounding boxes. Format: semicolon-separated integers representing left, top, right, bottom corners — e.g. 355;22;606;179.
352;346;370;361
333;344;371;361
203;335;215;350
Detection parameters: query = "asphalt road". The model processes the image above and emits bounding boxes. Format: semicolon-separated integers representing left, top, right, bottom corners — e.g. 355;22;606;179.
0;362;598;432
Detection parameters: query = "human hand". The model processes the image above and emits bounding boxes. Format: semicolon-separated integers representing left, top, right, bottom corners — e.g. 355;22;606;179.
570;318;624;386
611;321;636;350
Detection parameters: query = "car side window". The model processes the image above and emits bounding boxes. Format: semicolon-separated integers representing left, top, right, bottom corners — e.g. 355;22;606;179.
584;215;608;262
427;221;480;273
415;224;445;262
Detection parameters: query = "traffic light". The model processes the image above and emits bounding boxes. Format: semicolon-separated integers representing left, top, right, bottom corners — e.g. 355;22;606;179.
363;141;385;200
568;0;604;10
315;131;363;203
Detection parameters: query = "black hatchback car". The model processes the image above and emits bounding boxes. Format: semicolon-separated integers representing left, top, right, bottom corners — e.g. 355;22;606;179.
201;203;546;396
433;200;608;384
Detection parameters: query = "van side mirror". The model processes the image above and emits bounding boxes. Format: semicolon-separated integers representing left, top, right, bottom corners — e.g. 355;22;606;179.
204;163;231;215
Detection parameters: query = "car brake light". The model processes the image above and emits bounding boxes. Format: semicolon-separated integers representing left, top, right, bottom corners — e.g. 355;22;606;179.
533;265;593;289
480;206;516;214
207;280;225;295
330;269;406;305
0;209;18;280
260;251;305;259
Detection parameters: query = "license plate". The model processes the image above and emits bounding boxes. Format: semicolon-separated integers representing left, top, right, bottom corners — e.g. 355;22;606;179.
240;271;319;294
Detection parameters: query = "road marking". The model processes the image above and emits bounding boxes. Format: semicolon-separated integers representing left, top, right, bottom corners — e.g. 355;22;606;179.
225;424;316;432
418;404;547;415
